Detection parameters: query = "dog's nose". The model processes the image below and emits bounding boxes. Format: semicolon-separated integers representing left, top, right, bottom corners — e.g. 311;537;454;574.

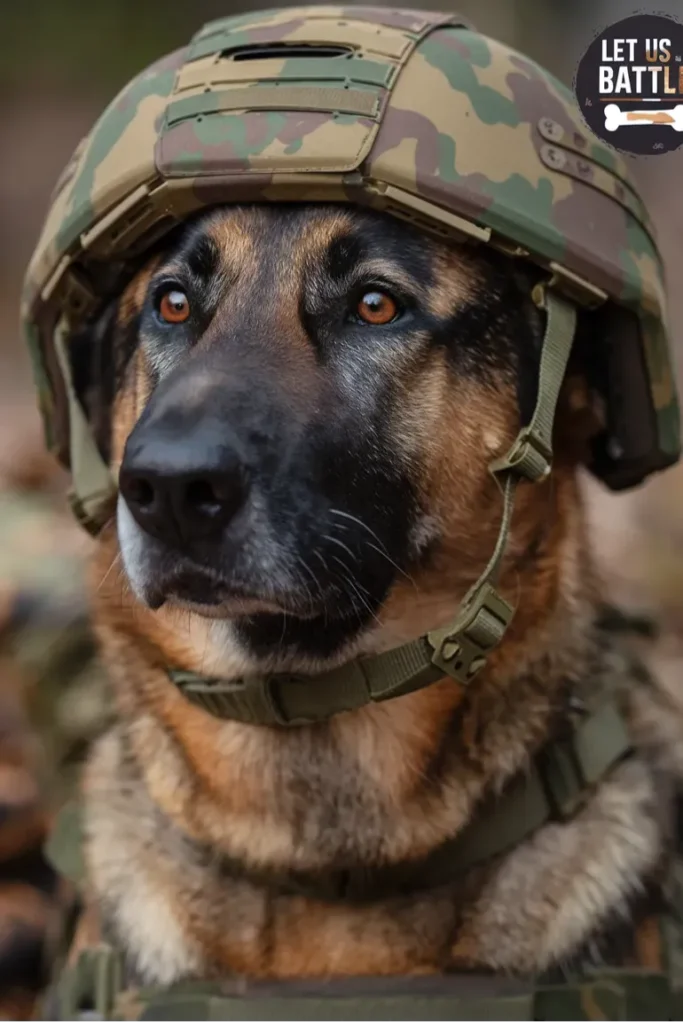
119;433;249;548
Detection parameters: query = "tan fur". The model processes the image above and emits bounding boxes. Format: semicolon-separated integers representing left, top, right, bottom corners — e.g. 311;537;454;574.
77;208;679;986
451;761;662;972
428;247;483;320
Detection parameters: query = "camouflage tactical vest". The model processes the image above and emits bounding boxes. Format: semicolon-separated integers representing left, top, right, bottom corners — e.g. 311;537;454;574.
49;887;683;1021
44;614;683;1022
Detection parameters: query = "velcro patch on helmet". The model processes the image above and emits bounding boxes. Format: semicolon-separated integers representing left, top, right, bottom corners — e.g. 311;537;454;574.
156;8;456;179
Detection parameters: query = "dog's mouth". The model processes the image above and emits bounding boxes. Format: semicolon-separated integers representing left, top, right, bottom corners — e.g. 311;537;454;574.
116;493;399;657
116;493;332;620
145;565;324;620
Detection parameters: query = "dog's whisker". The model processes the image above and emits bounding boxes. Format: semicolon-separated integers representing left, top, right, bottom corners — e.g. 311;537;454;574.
345;579;382;628
329;508;389;552
97;553;123;594
328;509;417;588
328;552;356;579
295;555;321;615
200;610;212;673
278;608;288;646
365;541;417;588
323;534;359;564
312;549;329;573
309;551;331;627
328;555;382;628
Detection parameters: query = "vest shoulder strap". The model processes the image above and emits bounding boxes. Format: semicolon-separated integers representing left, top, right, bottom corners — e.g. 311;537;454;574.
45;691;633;897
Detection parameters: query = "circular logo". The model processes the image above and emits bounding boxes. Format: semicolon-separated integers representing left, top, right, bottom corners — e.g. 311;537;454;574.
575;13;683;155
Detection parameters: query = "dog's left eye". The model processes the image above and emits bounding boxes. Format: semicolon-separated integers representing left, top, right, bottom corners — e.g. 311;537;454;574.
354;290;400;325
157;289;191;324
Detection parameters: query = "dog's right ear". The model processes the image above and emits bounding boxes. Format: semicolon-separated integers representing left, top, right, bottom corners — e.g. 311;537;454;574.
69;297;141;465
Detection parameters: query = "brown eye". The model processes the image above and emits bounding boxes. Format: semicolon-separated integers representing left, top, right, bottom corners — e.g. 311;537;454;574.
356;290;398;325
158;289;190;324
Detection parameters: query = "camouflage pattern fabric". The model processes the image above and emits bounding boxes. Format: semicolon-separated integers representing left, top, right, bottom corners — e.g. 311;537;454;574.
21;5;679;497
0;435;110;1018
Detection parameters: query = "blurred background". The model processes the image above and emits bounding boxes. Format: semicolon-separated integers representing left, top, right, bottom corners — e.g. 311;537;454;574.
0;1;682;1013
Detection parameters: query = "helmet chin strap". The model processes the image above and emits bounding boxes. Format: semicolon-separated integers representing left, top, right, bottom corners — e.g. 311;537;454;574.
54;318;117;534
167;285;578;726
57;285;576;724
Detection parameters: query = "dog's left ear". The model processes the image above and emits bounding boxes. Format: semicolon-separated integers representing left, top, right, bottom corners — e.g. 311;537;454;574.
558;372;607;466
555;311;608;467
68;296;134;464
68;251;163;468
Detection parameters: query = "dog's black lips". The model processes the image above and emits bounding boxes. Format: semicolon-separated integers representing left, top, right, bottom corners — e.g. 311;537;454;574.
163;569;223;609
160;569;323;619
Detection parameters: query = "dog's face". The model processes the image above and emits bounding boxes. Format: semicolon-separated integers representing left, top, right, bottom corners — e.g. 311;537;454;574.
84;204;564;665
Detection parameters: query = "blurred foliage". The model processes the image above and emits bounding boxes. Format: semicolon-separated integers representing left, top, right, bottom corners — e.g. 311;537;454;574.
0;0;223;93
0;0;557;93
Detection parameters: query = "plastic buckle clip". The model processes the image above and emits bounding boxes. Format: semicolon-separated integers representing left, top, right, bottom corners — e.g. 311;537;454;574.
60;945;123;1021
498;430;553;482
428;583;514;685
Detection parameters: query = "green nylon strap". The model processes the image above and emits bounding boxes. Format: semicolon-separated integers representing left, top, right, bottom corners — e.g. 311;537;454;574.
170;287;577;725
45;798;86;887
58;945;124;1022
171;636;446;725
46;694;632;899
490;284;577;482
54;317;116;534
429;697;631;877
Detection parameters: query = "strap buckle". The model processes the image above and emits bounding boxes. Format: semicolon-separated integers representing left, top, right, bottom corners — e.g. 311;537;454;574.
491;429;553;483
427;583;514;684
59;944;123;1020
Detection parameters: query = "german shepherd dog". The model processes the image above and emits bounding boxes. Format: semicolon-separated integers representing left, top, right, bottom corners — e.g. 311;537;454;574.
69;203;683;985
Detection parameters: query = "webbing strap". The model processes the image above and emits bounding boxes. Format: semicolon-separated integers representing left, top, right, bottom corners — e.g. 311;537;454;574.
171;636;445;725
58;945;124;1021
170;288;577;725
489;284;577;482
46;695;633;897
54;317;116;534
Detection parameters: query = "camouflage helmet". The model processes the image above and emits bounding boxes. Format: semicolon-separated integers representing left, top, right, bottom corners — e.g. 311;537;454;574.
22;5;680;529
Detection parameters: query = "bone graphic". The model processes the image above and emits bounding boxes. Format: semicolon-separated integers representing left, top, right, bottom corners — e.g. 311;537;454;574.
604;103;683;131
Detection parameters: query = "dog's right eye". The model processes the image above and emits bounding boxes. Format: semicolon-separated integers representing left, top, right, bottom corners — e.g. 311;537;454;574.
157;289;191;324
353;290;400;326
